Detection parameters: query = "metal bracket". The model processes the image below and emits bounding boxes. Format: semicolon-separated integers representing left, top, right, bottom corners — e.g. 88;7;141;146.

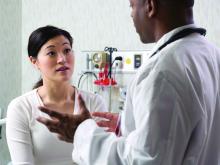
0;108;3;139
0;125;2;139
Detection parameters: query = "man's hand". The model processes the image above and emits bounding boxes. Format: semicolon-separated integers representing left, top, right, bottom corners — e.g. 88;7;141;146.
91;112;119;132
37;94;91;143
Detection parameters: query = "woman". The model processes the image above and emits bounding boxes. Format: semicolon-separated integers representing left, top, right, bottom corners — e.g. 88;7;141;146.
6;25;107;165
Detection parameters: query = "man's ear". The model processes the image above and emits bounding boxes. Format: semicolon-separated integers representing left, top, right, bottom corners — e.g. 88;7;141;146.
145;0;158;18
29;56;39;69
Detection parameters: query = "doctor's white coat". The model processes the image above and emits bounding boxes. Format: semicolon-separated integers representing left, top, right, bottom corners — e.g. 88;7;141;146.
72;25;220;165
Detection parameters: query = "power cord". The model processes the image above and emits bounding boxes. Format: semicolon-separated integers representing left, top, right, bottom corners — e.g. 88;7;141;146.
77;71;98;88
107;56;122;77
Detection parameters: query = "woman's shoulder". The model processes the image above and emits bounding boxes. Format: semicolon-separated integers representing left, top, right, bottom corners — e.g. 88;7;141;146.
7;89;38;122
7;89;39;118
8;89;37;107
76;89;101;101
76;88;108;112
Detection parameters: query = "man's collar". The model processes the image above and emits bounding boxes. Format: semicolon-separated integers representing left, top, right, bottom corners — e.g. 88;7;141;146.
149;24;197;57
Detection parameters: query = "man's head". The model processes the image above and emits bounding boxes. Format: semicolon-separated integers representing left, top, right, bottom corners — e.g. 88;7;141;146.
129;0;194;43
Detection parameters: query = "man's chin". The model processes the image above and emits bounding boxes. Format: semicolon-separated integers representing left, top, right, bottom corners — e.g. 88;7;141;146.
140;39;148;44
140;36;154;44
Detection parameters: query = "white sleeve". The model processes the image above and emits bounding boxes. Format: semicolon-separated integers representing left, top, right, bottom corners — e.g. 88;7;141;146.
72;119;126;165
72;72;202;165
6;99;34;165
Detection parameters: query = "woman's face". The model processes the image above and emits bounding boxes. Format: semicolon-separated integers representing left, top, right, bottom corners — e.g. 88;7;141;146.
34;35;74;84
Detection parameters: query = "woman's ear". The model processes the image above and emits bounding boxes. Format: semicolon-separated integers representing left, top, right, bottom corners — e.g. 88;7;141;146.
29;56;39;69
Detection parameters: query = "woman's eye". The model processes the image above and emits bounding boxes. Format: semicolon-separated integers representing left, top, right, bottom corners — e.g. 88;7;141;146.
64;48;72;54
47;51;56;56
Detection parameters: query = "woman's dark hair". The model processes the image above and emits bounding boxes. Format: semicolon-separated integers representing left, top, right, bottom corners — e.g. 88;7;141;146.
28;25;73;89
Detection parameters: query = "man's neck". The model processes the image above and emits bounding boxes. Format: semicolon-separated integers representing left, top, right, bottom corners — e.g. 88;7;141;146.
154;8;194;41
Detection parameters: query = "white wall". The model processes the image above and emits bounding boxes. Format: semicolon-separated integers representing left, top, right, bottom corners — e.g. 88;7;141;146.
194;0;220;47
0;0;21;164
0;0;21;117
21;0;220;93
21;0;153;93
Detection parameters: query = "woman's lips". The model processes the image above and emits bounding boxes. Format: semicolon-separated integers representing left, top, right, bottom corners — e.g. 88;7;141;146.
56;66;69;72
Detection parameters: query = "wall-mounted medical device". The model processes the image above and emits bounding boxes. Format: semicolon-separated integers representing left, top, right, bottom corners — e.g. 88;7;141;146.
91;47;122;86
92;52;108;69
87;51;150;72
78;49;151;112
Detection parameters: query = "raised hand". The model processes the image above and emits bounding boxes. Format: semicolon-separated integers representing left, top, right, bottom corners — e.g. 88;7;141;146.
37;94;91;143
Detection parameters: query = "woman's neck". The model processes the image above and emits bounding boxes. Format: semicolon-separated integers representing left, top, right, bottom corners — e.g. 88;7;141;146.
38;82;75;104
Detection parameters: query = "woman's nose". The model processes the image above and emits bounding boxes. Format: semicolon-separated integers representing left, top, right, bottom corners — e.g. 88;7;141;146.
57;53;66;64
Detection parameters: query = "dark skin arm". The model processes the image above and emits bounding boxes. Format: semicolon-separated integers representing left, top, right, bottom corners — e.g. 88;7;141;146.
37;94;91;143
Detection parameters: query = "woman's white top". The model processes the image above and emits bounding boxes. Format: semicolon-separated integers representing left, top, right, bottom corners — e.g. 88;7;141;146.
6;88;107;165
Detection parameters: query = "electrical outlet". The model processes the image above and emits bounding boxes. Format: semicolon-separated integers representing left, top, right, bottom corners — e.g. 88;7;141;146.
134;54;142;69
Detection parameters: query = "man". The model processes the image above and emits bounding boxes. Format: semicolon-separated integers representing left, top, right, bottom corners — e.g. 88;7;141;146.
37;0;220;164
